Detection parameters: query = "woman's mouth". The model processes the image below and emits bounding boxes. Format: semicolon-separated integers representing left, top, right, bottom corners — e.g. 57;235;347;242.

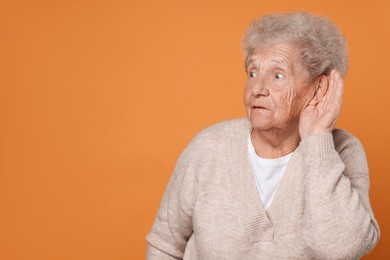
252;106;269;110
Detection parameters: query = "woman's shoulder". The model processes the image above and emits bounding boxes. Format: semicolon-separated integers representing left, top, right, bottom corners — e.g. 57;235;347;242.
197;118;251;138
332;128;365;153
189;118;250;144
183;118;250;153
332;128;368;174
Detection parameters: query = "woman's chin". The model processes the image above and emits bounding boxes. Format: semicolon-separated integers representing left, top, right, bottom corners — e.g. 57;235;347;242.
249;117;274;131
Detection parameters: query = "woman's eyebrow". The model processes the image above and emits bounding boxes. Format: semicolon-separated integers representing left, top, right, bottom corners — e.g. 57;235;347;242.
270;58;292;71
246;59;259;69
248;57;259;64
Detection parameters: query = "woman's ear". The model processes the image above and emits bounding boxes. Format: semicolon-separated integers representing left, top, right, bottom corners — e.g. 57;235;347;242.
309;75;329;105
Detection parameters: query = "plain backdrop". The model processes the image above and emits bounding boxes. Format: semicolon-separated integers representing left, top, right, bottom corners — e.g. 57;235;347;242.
1;0;389;259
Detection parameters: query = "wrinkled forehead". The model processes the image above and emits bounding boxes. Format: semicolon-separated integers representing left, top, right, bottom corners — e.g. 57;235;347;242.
247;43;300;67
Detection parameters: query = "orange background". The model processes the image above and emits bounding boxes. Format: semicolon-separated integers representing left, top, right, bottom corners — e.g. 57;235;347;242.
1;0;389;259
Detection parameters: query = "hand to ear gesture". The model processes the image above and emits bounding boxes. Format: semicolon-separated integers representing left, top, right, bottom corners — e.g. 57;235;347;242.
299;69;344;140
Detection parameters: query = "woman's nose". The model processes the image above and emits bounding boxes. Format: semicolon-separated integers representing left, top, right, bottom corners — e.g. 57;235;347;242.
252;78;269;97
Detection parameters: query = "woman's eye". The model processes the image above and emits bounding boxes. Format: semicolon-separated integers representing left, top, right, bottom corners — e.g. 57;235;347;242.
275;73;285;79
249;71;257;78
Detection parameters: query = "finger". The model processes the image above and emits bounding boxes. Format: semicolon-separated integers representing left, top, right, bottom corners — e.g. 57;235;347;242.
332;70;342;99
324;69;336;101
335;73;344;105
329;71;343;115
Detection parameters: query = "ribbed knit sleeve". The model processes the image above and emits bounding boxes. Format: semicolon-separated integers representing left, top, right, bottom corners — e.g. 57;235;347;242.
300;132;380;259
146;132;206;259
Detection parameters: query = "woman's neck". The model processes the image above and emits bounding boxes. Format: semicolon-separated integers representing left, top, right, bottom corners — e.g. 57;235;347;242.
251;127;300;159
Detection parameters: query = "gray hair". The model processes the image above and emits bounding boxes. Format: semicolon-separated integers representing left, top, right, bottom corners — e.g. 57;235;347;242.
242;12;348;81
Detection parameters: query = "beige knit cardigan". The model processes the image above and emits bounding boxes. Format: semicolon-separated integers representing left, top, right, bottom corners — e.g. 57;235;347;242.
146;118;380;259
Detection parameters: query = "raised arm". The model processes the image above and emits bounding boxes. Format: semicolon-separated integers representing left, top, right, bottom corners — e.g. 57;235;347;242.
299;69;380;258
300;131;379;258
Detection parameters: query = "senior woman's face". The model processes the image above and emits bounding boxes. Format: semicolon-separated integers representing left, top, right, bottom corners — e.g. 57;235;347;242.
244;43;316;132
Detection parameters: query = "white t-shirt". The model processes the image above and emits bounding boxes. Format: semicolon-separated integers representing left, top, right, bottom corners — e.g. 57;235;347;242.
248;133;293;211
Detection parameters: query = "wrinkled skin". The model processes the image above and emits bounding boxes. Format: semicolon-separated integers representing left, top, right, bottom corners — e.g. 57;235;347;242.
243;43;343;158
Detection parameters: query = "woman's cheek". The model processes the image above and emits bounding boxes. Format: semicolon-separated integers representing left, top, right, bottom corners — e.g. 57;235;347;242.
276;88;294;108
244;83;254;103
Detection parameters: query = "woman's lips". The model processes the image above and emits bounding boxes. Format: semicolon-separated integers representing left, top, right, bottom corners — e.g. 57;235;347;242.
252;106;269;110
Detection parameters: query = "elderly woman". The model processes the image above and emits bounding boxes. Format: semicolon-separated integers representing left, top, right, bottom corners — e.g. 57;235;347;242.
146;12;380;259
